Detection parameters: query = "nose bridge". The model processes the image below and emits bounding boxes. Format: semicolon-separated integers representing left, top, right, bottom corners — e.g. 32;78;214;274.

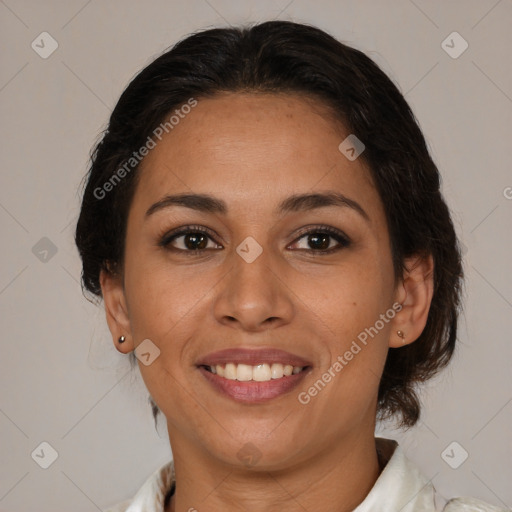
212;236;293;330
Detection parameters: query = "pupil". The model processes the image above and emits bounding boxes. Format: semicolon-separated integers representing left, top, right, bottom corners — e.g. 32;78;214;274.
186;233;207;250
309;233;329;250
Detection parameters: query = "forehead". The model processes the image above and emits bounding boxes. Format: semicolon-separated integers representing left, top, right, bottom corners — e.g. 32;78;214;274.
132;92;379;220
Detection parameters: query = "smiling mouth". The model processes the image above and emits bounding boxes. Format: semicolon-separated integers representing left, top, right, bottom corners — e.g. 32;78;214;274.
200;362;311;382
198;363;312;403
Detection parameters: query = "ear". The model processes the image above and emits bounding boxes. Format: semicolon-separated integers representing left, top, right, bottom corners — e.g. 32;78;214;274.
99;268;133;353
389;253;434;348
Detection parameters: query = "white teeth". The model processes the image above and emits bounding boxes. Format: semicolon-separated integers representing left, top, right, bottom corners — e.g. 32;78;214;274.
253;363;270;382
207;362;304;382
283;365;293;376
236;363;253;381
270;363;283;379
225;363;237;380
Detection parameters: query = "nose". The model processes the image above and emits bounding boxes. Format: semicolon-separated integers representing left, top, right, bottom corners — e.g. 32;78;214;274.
212;245;295;332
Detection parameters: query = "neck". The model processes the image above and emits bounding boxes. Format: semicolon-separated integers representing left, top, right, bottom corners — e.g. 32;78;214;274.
165;429;381;512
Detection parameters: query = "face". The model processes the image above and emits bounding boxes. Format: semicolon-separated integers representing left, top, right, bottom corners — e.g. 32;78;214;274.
105;92;407;470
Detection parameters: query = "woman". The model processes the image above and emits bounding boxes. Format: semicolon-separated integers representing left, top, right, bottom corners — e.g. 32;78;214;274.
75;20;505;512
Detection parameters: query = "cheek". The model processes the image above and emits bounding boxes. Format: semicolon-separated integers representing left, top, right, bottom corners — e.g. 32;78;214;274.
298;257;394;403
298;258;393;339
123;247;203;338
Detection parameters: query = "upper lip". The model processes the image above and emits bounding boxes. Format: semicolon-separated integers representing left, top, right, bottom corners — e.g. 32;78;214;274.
196;348;312;368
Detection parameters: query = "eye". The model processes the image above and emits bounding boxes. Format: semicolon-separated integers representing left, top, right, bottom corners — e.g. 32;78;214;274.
289;225;351;253
158;225;221;254
158;224;351;255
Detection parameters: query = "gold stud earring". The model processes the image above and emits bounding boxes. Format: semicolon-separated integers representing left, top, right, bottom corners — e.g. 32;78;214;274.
118;335;126;343
397;330;405;343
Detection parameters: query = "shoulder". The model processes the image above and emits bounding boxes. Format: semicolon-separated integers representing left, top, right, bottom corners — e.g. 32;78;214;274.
102;459;175;512
443;496;510;512
371;438;508;512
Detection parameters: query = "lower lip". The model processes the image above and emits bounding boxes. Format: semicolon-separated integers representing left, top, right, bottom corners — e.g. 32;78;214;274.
198;366;310;403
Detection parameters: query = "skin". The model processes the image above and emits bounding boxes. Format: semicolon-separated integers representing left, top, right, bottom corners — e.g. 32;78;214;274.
100;92;434;512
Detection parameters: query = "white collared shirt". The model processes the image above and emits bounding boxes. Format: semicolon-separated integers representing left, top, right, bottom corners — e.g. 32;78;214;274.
104;438;507;512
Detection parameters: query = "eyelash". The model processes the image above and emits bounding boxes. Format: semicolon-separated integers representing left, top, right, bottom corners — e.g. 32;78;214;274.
158;224;351;256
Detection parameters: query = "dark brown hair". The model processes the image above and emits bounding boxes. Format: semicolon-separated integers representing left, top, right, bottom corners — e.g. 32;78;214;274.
75;20;464;429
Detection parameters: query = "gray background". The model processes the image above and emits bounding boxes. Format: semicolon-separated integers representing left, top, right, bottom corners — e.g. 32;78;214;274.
0;1;510;510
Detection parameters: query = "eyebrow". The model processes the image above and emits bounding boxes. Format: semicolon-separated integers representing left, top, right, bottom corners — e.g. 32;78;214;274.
145;191;370;222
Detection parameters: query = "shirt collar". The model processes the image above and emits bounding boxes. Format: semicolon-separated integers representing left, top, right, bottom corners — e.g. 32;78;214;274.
119;437;447;512
353;438;447;511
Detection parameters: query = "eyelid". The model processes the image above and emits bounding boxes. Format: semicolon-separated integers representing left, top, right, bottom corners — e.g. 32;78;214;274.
288;224;351;251
158;224;222;248
291;224;349;241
